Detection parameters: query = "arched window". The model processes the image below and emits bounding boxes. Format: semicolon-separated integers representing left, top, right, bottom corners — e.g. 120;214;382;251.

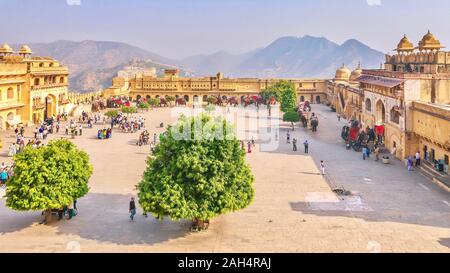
136;95;141;101
202;95;208;102
316;96;321;104
300;96;305;102
49;63;54;67
146;95;151;100
60;77;65;84
34;78;40;86
184;95;189;102
7;112;14;121
365;98;372;112
376;100;386;124
7;88;14;99
39;63;44;68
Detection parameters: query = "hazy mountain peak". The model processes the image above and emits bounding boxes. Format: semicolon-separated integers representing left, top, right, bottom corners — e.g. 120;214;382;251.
25;36;385;92
183;35;384;79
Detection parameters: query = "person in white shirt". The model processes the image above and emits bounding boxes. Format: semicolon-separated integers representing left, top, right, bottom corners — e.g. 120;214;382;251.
415;151;421;166
320;161;325;175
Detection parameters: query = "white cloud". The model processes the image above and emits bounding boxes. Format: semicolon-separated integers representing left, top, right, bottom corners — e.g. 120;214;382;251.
367;0;382;6
66;0;81;6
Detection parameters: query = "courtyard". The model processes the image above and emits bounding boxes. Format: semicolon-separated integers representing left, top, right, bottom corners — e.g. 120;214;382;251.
0;104;449;253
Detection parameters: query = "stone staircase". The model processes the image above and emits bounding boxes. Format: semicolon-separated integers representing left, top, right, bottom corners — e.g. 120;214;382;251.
419;160;450;191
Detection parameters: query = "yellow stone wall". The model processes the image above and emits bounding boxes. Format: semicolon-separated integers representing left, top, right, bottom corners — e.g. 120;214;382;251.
0;53;71;128
109;71;328;105
411;102;450;165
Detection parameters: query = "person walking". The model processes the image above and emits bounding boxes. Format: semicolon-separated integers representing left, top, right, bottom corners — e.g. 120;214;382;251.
286;131;290;144
362;147;367;160
129;197;136;221
374;146;380;162
293;138;297;151
415;151;421;166
407;156;414;171
320;161;325;175
79;125;83;136
304;140;309;154
337;115;341;122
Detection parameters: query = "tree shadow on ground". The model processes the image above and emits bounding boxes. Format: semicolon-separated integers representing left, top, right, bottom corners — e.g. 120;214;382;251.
438;238;450;249
54;193;191;246
0;199;42;235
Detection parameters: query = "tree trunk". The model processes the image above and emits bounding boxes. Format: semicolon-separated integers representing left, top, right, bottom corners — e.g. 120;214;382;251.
191;218;210;231
44;209;53;224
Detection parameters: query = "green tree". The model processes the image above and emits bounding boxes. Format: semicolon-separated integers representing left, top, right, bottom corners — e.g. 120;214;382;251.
5;139;93;223
206;96;218;105
138;102;150;112
165;95;175;106
279;81;297;112
104;109;119;119
148;98;159;109
121;106;137;115
137;114;255;231
283;111;300;131
260;86;281;102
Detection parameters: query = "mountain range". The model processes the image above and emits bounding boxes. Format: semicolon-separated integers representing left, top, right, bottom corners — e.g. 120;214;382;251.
15;40;183;93
181;36;385;78
19;36;385;93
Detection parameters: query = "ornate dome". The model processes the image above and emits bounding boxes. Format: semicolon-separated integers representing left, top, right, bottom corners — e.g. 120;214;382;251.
395;35;414;52
350;62;363;82
418;30;444;51
18;45;33;55
335;64;351;82
0;43;14;54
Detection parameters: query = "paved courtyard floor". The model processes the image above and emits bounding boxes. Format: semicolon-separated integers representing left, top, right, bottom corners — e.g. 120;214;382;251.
0;104;449;253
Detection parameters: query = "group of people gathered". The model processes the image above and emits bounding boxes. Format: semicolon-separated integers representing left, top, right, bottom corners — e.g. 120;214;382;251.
111;114;145;134
97;128;113;140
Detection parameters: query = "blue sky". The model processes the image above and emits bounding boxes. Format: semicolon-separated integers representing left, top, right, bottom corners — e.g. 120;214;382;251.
0;0;448;59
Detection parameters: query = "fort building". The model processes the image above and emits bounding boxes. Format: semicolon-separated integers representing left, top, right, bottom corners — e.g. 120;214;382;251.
0;44;70;128
328;31;449;172
104;69;328;105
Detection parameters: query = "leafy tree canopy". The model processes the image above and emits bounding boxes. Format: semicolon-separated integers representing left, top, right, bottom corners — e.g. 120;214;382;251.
6;139;93;211
105;109;119;118
121;106;138;114
283;111;301;123
137;114;255;223
279;81;297;112
138;102;150;109
206;96;218;105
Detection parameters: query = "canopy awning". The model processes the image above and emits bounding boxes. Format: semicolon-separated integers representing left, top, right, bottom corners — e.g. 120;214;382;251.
357;75;405;88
